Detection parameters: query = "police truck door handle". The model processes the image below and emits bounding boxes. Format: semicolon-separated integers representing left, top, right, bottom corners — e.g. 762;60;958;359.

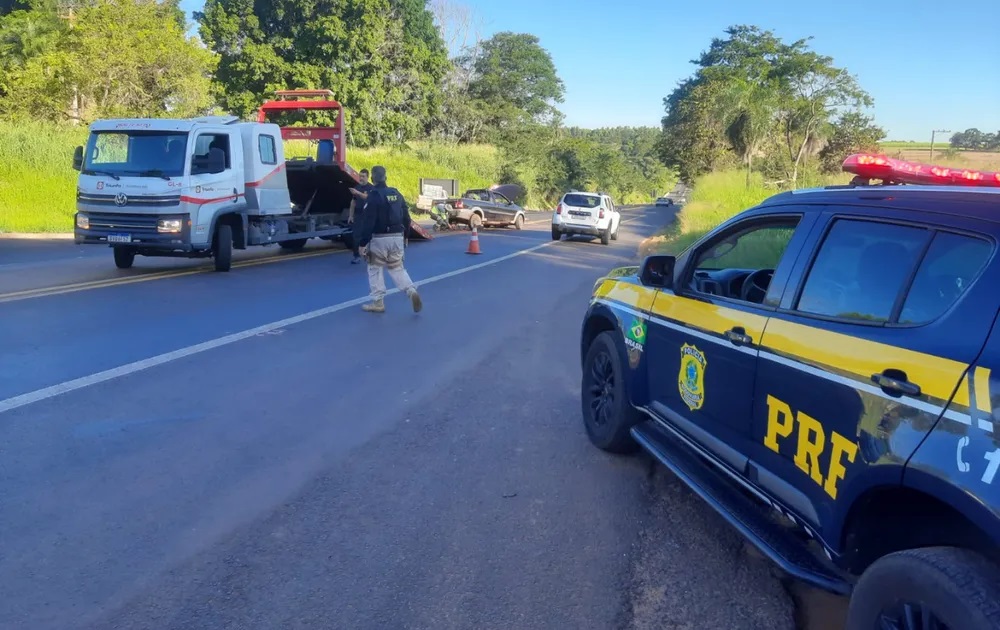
871;371;922;397
724;327;752;346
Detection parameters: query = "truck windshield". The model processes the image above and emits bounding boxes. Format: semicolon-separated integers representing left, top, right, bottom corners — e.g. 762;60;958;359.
83;131;189;179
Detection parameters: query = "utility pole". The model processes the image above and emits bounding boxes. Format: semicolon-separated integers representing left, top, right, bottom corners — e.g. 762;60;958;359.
930;129;950;162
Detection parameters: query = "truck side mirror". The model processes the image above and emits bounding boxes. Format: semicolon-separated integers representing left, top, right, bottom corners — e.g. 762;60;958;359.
639;255;675;289
73;146;83;171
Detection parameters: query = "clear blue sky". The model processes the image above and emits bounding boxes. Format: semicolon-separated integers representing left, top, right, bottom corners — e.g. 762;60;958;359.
181;0;1000;141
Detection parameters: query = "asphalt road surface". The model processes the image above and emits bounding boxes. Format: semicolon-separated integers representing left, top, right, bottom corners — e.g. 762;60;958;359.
0;206;828;630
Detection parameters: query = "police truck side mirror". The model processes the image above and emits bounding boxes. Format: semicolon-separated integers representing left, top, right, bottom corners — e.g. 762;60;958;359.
639;255;675;289
72;146;84;171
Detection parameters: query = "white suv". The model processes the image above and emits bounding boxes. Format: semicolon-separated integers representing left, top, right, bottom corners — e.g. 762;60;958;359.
551;191;621;245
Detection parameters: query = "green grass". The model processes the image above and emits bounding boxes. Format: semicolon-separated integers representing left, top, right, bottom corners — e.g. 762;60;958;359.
0;122;505;233
0;122;88;233
649;169;851;258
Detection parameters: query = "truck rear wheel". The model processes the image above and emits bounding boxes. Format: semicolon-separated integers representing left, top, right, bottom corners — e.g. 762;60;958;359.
214;223;233;272
279;238;307;251
113;248;135;269
514;215;524;230
470;213;483;230
847;547;1000;630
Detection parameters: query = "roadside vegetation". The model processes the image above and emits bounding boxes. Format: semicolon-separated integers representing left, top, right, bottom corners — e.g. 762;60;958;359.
645;25;998;259
0;0;671;232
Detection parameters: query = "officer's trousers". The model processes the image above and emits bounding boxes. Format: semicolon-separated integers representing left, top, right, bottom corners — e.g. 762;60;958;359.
367;233;415;301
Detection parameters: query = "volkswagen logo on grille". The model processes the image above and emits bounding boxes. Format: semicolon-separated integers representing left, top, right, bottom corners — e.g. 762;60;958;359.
114;193;128;207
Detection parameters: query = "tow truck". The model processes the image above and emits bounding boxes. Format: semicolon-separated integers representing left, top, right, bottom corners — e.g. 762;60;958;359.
72;90;431;272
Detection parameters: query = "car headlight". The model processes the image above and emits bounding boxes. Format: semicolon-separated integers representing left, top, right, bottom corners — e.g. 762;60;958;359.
76;214;89;230
158;218;183;233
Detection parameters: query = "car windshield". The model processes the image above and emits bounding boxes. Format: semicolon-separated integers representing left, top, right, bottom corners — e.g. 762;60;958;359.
83;130;189;178
563;194;601;208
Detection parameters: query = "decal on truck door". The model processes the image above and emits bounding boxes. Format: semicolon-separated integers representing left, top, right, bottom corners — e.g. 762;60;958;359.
678;343;707;411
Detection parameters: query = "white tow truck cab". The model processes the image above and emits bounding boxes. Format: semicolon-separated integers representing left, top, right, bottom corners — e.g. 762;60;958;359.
72;95;366;271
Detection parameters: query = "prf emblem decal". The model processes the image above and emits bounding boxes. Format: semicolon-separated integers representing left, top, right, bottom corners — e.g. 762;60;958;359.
678;343;707;411
624;317;647;369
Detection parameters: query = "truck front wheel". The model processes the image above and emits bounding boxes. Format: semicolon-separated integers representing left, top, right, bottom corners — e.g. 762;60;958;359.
214;223;233;272
847;547;1000;630
113;247;135;269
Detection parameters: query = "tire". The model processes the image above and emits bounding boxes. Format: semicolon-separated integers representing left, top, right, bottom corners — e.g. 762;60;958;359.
113;247;135;269
279;238;307;251
514;214;524;230
551;227;561;241
847;547;1000;630
601;227;611;245
214;223;233;272
470;213;483;230
581;331;642;454
611;221;619;241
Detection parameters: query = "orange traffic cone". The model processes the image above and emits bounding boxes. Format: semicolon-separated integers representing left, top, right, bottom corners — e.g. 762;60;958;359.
466;226;482;255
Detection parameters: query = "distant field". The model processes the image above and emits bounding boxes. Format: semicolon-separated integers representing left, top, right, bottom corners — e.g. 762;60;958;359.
881;145;1000;170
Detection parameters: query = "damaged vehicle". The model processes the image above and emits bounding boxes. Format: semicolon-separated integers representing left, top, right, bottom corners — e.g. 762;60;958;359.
435;184;527;230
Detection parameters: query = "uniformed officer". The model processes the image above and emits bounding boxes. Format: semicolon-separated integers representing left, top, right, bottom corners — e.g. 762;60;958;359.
355;165;422;313
347;168;374;264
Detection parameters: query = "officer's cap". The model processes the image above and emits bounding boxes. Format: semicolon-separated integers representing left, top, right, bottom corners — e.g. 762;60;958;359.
372;165;387;184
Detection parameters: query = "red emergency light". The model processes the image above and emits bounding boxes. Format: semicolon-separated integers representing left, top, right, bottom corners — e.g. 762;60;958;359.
843;153;1000;188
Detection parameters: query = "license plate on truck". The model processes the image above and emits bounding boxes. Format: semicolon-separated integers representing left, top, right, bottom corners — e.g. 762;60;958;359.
107;233;132;244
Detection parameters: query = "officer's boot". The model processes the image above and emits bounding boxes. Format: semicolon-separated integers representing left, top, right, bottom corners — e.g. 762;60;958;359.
409;290;422;313
362;298;385;313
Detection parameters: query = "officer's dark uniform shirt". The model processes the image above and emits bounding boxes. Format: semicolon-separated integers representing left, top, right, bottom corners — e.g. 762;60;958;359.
356;183;412;248
354;183;374;212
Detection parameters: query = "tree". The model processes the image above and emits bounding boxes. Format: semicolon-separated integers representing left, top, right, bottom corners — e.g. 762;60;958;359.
660;24;874;187
463;31;565;135
819;113;885;173
0;0;216;123
776;48;871;185
950;128;1000;151
197;0;448;146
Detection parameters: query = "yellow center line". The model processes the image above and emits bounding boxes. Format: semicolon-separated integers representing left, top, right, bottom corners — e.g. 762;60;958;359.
0;248;346;304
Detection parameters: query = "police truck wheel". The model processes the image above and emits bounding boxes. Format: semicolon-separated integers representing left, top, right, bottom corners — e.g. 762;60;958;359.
847;547;1000;630
581;332;641;454
113;248;135;269
551;228;561;241
514;215;524;230
214;223;233;272
611;223;619;241
279;238;307;251
601;227;611;245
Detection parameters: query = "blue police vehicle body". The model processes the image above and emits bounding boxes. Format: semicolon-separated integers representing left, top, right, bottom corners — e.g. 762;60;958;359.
580;154;1000;629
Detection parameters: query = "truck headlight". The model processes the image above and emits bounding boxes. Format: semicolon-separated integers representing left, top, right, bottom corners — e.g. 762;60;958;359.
157;218;183;233
76;214;89;230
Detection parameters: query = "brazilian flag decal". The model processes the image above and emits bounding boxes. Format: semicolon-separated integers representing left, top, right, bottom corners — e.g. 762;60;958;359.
626;318;647;346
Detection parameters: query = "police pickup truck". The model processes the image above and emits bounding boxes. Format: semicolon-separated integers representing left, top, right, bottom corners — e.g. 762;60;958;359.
581;154;1000;629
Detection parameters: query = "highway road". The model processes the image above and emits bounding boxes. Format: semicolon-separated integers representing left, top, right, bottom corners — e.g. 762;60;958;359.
0;206;827;629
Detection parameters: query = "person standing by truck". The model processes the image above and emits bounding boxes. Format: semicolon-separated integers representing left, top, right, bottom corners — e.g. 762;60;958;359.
347;168;374;264
355;165;422;314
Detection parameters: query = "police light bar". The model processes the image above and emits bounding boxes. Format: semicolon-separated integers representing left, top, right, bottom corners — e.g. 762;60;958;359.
843;153;1000;188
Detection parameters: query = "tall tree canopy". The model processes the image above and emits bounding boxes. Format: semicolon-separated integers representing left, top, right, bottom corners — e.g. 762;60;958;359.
196;0;449;146
661;25;871;185
0;0;215;122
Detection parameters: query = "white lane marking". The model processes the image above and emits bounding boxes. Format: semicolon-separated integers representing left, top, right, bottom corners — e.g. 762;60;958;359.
0;240;563;415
